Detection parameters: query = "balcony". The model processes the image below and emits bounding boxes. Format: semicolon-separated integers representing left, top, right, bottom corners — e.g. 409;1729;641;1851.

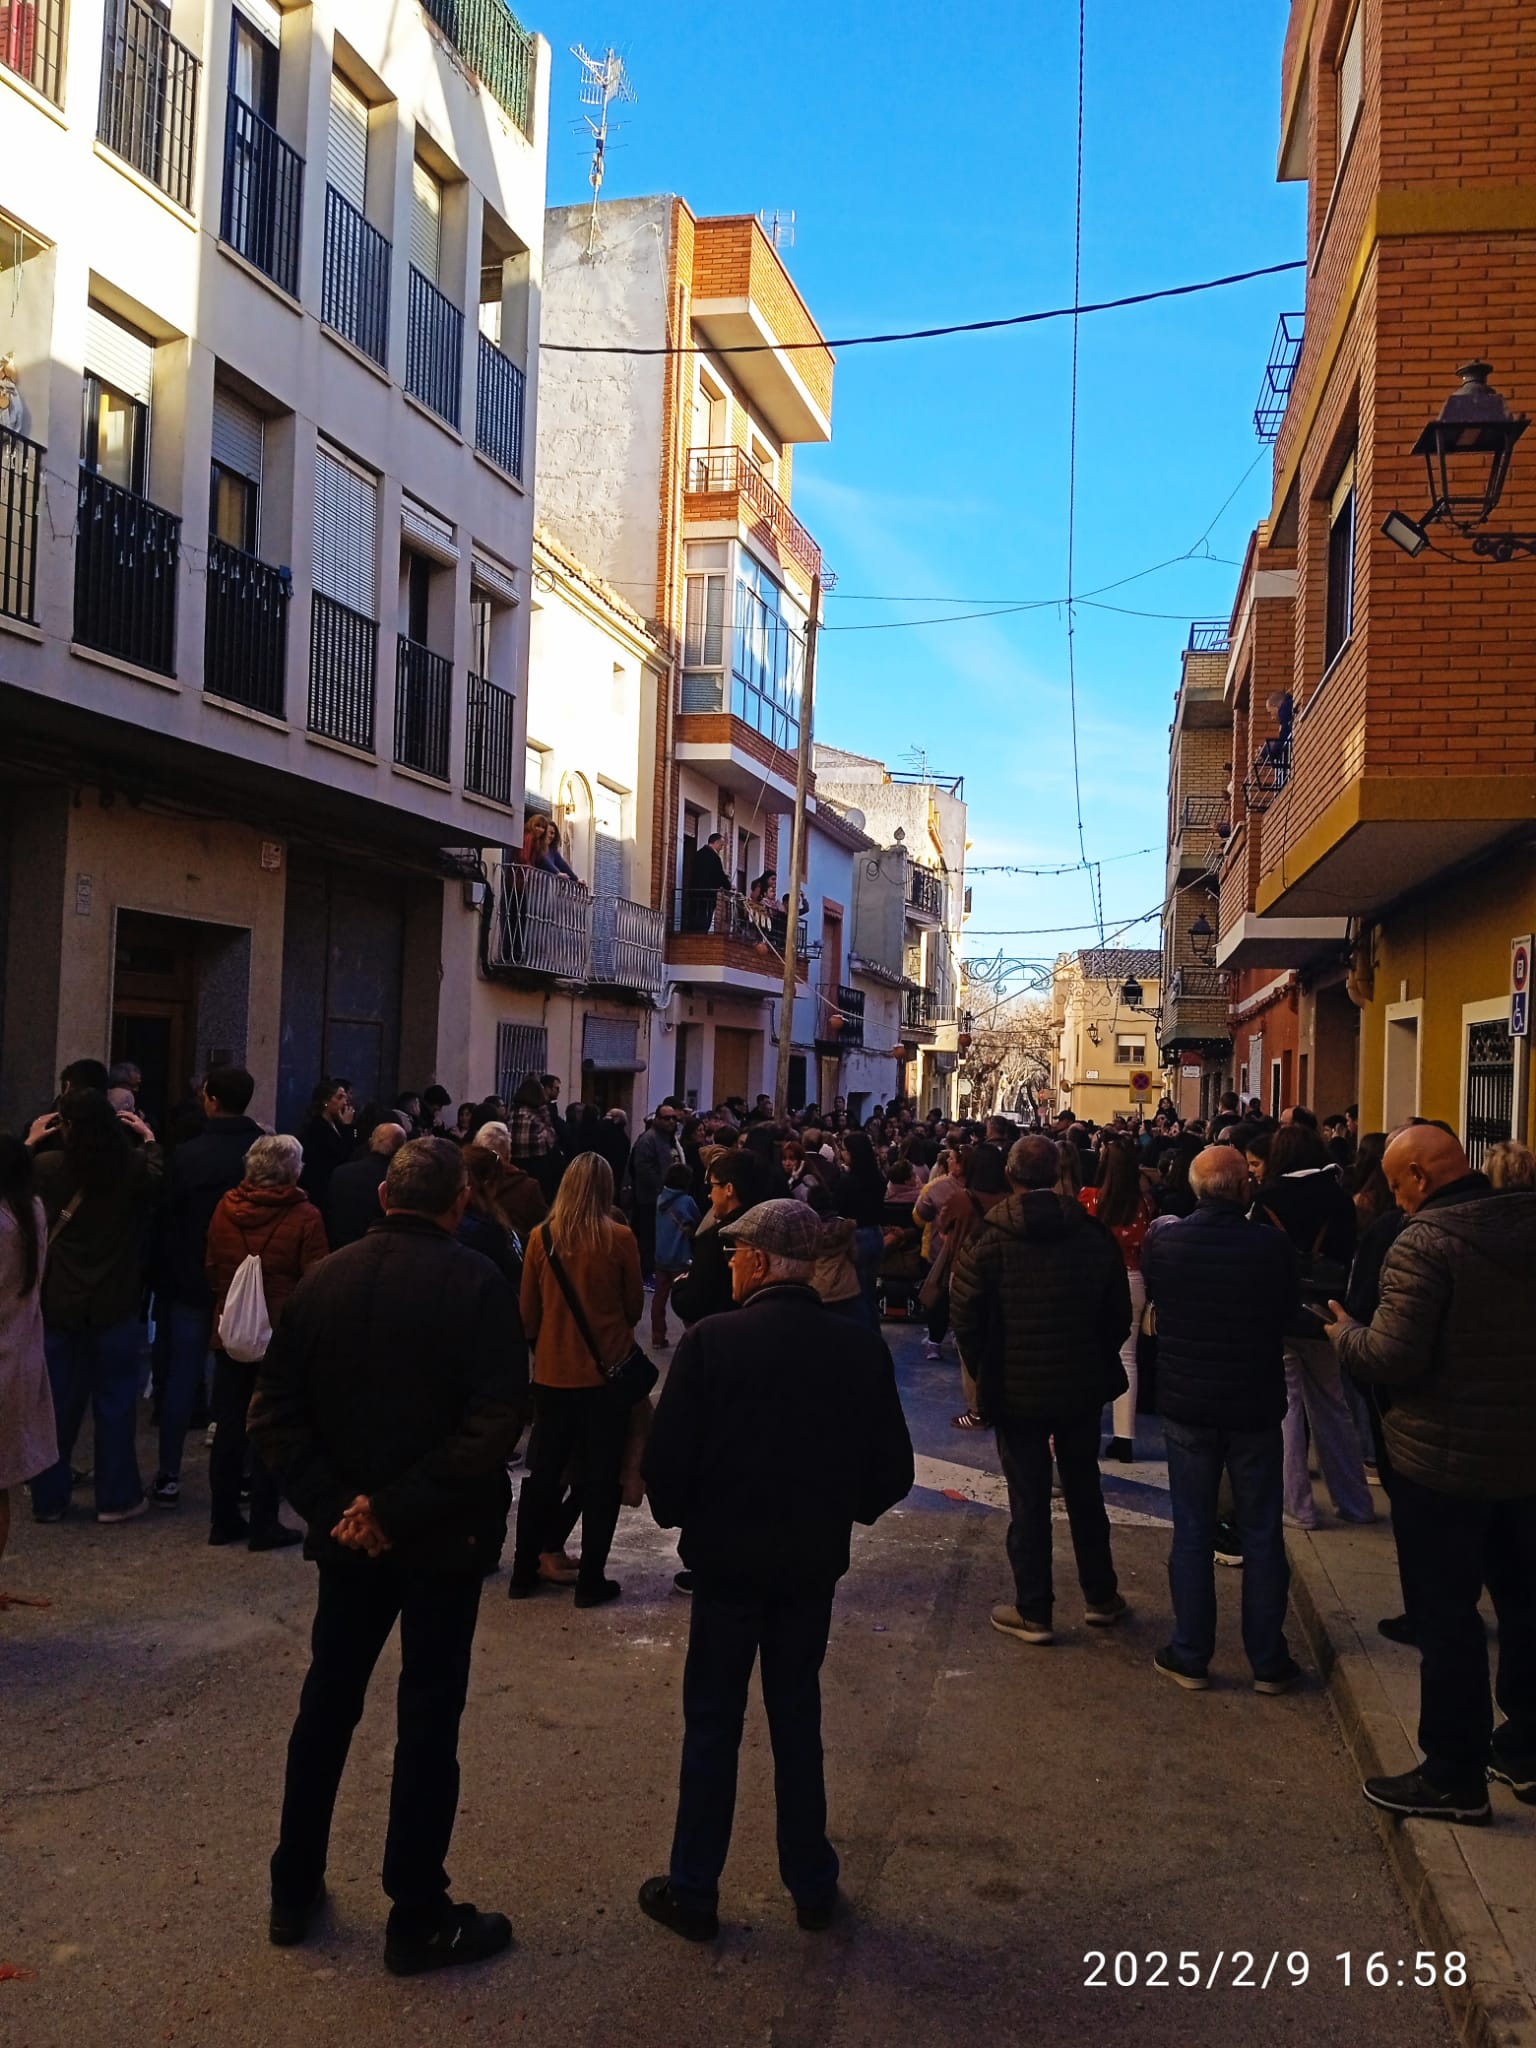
418;0;536;139
221;93;303;296
665;887;808;987
1254;312;1304;443
97;0;200;213
394;635;451;781
1186;621;1230;656
2;0;65;102
1169;791;1229;887
322;186;390;366
903;986;939;1038
1159;966;1234;1054
688;216;833;444
1;427;43;625
816;984;865;1054
488;863;593;981
907;861;946;924
464;670;515;805
407;268;464;428
1243;730;1292;814
74;466;180;676
591;896;666;1001
308;591;376;752
475;332;525;480
684;445;822;584
204;538;289;717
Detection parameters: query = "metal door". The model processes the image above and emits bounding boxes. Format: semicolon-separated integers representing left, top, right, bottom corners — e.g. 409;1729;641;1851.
1465;1018;1514;1167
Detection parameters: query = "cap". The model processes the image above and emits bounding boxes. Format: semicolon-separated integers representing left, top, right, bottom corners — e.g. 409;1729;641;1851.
719;1198;823;1262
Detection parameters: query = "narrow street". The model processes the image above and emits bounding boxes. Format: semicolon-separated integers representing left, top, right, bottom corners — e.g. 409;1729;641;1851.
1;1321;1454;2048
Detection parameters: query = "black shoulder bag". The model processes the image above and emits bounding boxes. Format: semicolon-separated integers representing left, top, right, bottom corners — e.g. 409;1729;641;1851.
541;1225;658;1406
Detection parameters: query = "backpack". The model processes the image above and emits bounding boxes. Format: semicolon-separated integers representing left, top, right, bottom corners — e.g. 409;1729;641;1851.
218;1250;274;1362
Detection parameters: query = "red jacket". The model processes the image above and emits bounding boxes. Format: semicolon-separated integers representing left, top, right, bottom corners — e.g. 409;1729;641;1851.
206;1182;329;1352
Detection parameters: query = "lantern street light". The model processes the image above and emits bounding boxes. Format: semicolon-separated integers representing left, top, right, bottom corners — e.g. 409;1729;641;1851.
1119;975;1162;1022
1188;913;1215;963
1384;361;1536;562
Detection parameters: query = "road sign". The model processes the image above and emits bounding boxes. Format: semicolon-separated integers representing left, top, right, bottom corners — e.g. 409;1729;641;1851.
1513;935;1532;1039
1130;1070;1153;1096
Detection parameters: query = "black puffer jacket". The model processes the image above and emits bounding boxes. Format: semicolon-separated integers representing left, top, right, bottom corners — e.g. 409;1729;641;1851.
157;1114;265;1304
949;1190;1131;1426
1335;1179;1536;1500
1141;1199;1298;1431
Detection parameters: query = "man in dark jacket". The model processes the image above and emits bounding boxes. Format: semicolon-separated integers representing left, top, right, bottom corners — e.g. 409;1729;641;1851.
1141;1146;1301;1692
150;1065;263;1508
639;1199;913;1942
949;1135;1131;1645
324;1116;408;1249
1329;1123;1536;1824
248;1138;528;1973
624;1104;685;1279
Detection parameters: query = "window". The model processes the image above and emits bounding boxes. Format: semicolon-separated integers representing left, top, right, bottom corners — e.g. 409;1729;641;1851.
593;783;626;898
1324;455;1356;670
1336;5;1363;162
496;1021;548;1104
404;551;432;645
81;308;154;495
733;552;804;749
692;373;726;451
411;158;443;283
1114;1035;1145;1067
525;742;549;800
230;7;278;119
681;540;728;711
313;442;377;616
209;386;264;551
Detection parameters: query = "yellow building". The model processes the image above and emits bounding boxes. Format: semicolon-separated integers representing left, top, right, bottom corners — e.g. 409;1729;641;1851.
1050;949;1165;1125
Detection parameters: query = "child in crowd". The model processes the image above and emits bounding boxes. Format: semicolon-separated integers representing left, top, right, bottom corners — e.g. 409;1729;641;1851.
652;1162;700;1348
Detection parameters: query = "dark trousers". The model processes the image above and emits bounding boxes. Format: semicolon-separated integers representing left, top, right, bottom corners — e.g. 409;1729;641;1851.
926;1295;950;1345
994;1409;1117;1621
1163;1419;1290;1676
632;1201;657;1280
669;1582;840;1913
209;1353;280;1535
512;1384;628;1590
1389;1475;1536;1788
271;1558;483;1930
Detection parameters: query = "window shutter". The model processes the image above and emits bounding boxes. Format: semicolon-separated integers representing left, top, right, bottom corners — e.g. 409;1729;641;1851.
410;161;442;281
1337;6;1363;139
85;306;154;405
313;443;377;617
594;786;625;898
327;71;369;211
234;0;282;45
211;387;264;482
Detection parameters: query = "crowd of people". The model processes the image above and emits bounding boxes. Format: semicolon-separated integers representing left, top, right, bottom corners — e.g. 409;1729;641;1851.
0;1056;1532;1967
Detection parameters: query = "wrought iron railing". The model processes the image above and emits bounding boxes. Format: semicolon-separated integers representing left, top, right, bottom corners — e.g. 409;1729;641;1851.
1254;312;1304;442
1179;793;1229;833
1187;621;1230;655
1168;967;1232;1002
817;983;865;1051
903;987;938;1034
406;266;464;427
97;0;200;212
684;445;822;581
204;537;289;716
908;861;946;920
418;0;536;137
475;331;525;479
394;634;451;781
1243;731;1292;813
489;863;593;980
3;0;65;101
465;670;515;804
591;895;666;999
221;92;304;295
308;590;376;751
322;185;390;364
74;465;181;675
667;888;808;959
0;427;43;625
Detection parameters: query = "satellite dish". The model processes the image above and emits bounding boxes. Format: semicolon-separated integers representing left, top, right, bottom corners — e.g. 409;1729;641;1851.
844;808;866;830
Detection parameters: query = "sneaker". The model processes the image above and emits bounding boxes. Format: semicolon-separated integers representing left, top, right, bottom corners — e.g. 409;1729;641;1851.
1284;1511;1321;1531
1363;1768;1491;1826
96;1497;148;1524
574;1578;621;1609
990;1604;1053;1645
1253;1656;1304;1695
921;1339;942;1361
672;1571;695;1595
1213;1520;1243;1568
637;1876;718;1943
1084;1594;1128;1628
150;1473;181;1508
1488;1740;1536;1805
249;1524;304;1552
795;1890;841;1932
1154;1645;1210;1691
269;1882;325;1948
384;1902;514;1977
1377;1613;1417;1646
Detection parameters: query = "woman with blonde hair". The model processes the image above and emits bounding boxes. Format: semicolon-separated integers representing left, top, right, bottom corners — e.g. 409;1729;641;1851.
509;1152;643;1607
1486;1140;1536;1191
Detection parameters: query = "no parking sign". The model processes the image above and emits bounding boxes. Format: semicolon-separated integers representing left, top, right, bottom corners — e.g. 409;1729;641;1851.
1513;935;1532;1039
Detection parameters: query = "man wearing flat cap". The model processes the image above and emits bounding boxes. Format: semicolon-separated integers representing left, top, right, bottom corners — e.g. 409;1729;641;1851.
638;1199;914;1942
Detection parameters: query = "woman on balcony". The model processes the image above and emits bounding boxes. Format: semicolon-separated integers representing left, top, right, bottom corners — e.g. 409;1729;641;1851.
544;821;586;891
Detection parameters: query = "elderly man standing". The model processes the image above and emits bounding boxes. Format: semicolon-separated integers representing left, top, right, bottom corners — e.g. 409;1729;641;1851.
1141;1146;1302;1693
324;1115;409;1250
1327;1123;1536;1823
639;1200;913;1941
949;1134;1132;1645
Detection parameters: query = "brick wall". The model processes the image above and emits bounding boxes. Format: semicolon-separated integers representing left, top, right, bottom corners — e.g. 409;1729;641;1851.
689;216;835;421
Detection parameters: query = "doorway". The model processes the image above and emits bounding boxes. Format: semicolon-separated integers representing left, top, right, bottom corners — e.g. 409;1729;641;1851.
278;859;404;1133
713;1025;754;1105
112;909;251;1128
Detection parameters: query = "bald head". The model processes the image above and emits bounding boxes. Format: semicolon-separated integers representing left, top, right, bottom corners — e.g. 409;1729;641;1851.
368;1119;409;1159
1006;1134;1061;1190
1188;1144;1250;1205
1383;1123;1470;1215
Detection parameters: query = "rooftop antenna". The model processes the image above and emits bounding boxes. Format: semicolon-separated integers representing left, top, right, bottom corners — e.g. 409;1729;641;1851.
758;207;796;250
900;744;931;780
571;44;637;253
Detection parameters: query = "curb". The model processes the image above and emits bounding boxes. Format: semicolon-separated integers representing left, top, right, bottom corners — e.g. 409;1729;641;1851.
1286;1530;1536;2048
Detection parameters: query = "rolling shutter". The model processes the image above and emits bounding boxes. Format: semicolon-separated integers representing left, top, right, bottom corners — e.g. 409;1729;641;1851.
410;160;442;281
211;387;264;483
313;443;377;617
328;71;369;211
593;786;625;898
85;305;154;405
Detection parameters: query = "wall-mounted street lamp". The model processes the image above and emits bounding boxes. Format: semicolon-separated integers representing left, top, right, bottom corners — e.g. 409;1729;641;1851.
1188;913;1215;963
1384;361;1535;561
1086;1020;1102;1046
1119;976;1162;1022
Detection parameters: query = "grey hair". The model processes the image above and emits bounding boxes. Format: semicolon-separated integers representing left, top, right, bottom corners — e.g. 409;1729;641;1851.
475;1120;512;1163
245;1133;303;1187
1188;1144;1250;1204
759;1251;815;1284
386;1136;467;1216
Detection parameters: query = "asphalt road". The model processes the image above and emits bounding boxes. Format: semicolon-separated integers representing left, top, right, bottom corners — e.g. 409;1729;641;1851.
0;1320;1454;2048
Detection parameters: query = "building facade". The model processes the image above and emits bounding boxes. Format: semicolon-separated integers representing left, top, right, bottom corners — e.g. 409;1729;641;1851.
1049;949;1164;1125
0;0;548;1131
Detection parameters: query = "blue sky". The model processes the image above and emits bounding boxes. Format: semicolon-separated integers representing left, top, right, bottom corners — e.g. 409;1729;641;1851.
531;0;1306;994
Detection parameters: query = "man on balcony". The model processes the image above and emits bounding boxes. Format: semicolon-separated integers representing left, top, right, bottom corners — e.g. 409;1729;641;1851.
685;834;730;934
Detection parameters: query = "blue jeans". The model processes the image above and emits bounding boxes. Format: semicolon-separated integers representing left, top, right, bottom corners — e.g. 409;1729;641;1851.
158;1301;212;1479
31;1321;145;1519
1163;1418;1290;1677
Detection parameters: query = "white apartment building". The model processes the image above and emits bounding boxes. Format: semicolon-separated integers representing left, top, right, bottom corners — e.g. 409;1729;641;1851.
0;0;548;1132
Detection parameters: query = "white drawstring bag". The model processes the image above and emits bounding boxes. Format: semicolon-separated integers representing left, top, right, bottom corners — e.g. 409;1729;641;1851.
219;1253;273;1363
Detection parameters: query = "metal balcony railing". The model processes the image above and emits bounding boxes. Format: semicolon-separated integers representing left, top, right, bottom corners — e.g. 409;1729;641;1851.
406;267;464;427
591;895;665;999
817;983;865;1052
475;331;525;479
308;591;376;751
74;465;181;675
97;0;200;212
1243;731;1292;813
464;670;515;804
489;863;593;980
395;634;451;781
1169;967;1232;1002
1179;794;1229;833
204;537;289;717
1254;312;1304;442
908;861;946;921
3;0;66;101
322;185;390;366
1;427;43;625
221;93;304;296
684;445;822;582
668;888;808;959
903;987;938;1034
418;0;536;138
1187;621;1230;655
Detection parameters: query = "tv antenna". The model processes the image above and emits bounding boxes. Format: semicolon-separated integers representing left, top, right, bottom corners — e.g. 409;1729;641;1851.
758;208;796;250
571;44;637;252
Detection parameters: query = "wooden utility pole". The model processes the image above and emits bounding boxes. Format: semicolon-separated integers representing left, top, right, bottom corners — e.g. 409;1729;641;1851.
774;571;822;1117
